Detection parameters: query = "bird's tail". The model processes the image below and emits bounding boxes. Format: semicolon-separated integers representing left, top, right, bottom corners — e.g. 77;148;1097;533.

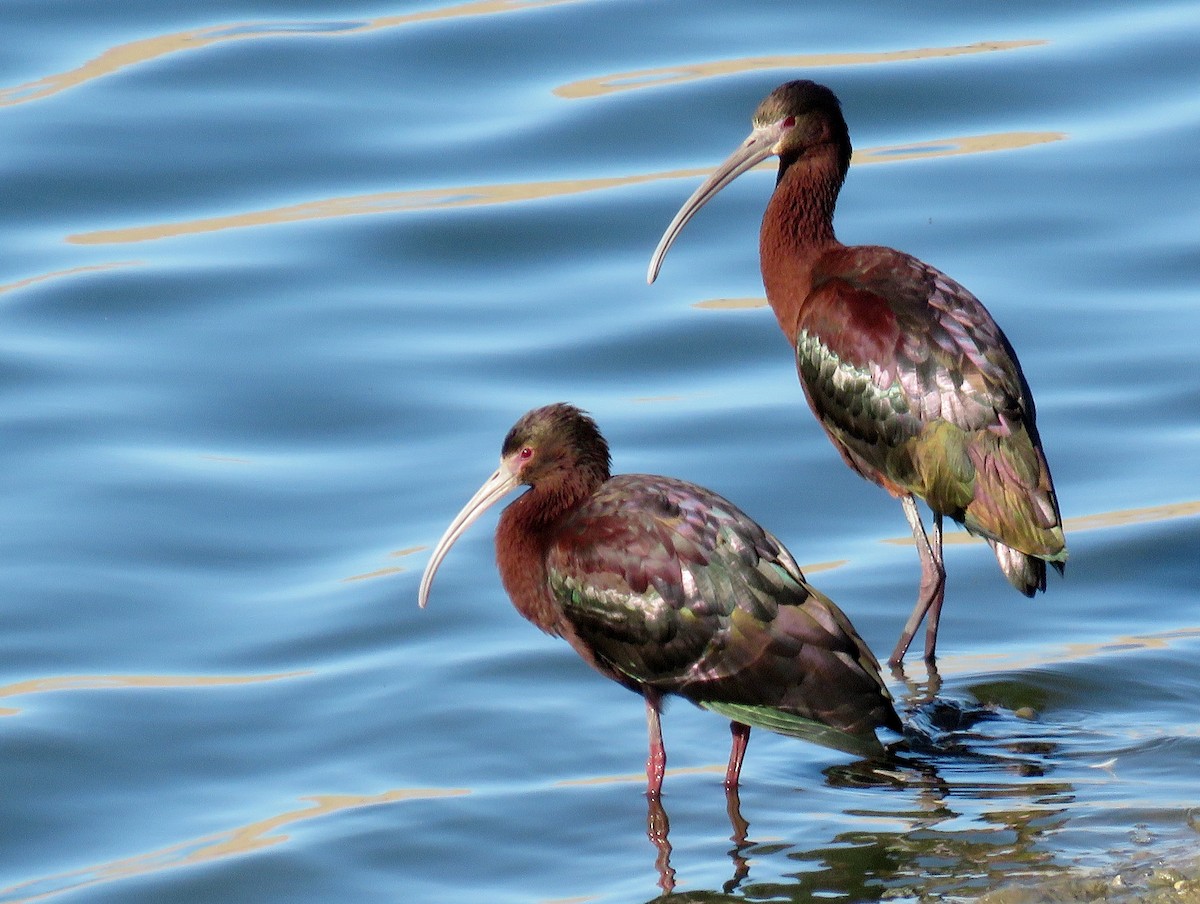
988;540;1067;597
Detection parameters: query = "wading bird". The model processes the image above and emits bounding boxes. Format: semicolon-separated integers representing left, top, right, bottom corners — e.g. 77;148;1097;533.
648;80;1067;664
418;403;900;796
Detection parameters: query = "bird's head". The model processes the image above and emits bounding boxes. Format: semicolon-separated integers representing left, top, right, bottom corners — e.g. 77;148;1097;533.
751;80;851;178
417;404;610;609
647;79;851;284
499;403;611;490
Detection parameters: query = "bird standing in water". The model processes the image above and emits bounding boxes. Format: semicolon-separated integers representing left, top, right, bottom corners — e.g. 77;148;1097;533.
419;403;900;797
648;80;1067;664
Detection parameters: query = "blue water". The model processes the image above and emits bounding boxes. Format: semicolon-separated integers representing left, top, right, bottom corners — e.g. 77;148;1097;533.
3;1;1199;901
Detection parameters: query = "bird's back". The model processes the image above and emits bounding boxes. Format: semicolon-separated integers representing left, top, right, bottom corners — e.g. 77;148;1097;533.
791;245;1066;566
544;473;900;754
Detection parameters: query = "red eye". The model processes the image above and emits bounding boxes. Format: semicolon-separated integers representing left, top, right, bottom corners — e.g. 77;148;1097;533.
781;115;796;129
518;447;534;460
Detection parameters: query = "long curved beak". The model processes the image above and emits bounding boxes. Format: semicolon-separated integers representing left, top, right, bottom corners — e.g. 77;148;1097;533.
646;122;786;285
417;461;520;608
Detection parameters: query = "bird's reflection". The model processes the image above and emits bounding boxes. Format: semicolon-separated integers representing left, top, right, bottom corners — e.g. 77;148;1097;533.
889;657;943;704
721;785;751;894
645;785;752;897
639;687;1077;900
645;793;675;894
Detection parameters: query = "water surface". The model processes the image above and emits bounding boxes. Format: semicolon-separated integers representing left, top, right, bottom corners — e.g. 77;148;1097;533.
2;1;1199;901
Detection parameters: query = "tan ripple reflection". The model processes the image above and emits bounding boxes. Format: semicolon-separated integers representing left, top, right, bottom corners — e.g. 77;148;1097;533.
66;171;677;245
557;764;724;786
929;625;1200;680
555;40;1046;99
0;671;306;717
0;789;468;902
0;261;142;296
66;131;1063;246
342;546;423;582
885;499;1200;547
692;297;768;310
0;0;580;108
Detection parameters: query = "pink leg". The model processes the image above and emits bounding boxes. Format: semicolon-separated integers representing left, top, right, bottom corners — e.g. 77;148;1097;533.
922;512;945;661
725;721;751;790
890;496;946;665
644;690;666;798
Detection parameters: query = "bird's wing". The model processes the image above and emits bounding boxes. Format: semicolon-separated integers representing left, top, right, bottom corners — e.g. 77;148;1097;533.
545;474;897;744
796;246;1063;548
798;246;1032;445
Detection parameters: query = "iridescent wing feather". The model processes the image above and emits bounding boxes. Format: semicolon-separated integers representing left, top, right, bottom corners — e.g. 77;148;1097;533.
546;474;899;754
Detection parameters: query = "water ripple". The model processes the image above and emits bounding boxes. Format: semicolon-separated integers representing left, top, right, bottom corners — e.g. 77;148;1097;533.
556;40;1047;98
0;672;308;717
65;131;1064;246
0;789;468;904
0;0;582;108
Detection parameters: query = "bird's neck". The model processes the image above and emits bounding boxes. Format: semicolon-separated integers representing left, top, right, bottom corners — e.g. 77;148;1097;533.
760;148;845;340
495;475;595;634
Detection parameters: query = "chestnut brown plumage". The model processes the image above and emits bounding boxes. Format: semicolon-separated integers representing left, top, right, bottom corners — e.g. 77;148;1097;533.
648;80;1067;663
419;403;900;796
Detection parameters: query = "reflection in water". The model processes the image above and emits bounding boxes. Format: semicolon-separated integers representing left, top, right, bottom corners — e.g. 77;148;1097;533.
555;40;1046;99
939;625;1200;680
691;297;767;311
341;545;423;583
830;768;1073;900
0;261;141;297
0;0;581;108
855;130;1066;164
645;794;675;894
0;671;306;717
605;619;1200;899
792;558;846;575
557;764;725;787
890;657;944;704
722;786;752;894
645;786;750;896
0;789;468;902
66;132;1064;246
67;171;671;245
638;715;1077;903
887;498;1200;547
